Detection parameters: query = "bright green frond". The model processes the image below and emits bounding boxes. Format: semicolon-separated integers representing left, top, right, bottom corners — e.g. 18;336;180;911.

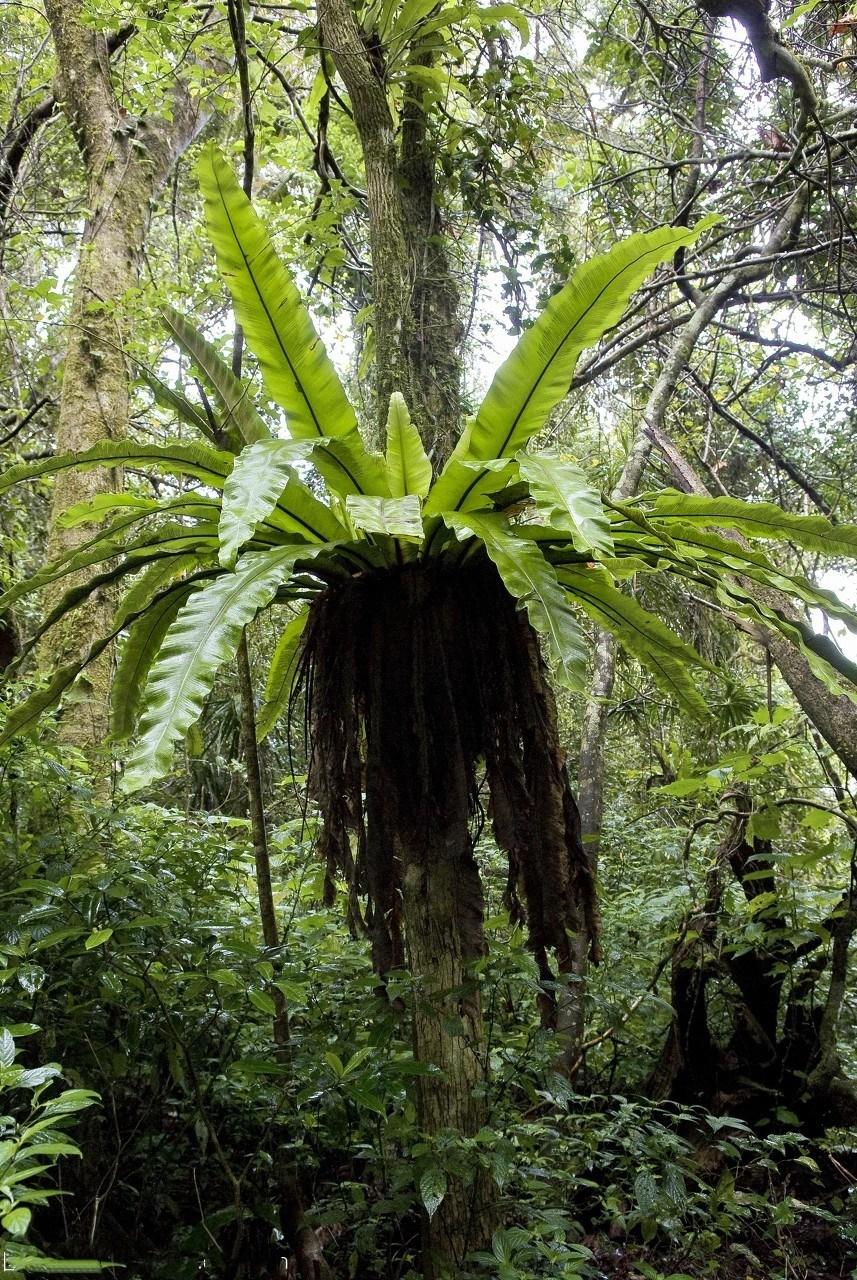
0;440;234;497
645;491;857;559
56;494;158;529
112;578;203;740
121;545;327;792
559;565;712;716
346;494;424;542
256;606;309;742
161;305;269;446
197;147;357;443
218;439;349;566
471;222;714;460
518;452;613;555
385;393;432;498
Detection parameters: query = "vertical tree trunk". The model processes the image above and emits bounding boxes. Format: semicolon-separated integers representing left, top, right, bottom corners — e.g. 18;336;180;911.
317;3;490;1272
41;0;205;747
400;820;492;1274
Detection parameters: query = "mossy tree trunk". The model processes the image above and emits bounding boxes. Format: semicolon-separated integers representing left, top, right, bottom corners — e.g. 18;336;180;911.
41;0;205;748
316;3;487;1269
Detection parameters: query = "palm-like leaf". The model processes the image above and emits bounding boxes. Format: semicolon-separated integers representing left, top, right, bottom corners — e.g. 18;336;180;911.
558;565;712;715
218;438;331;566
198;149;353;439
643;490;857;558
519;452;612;554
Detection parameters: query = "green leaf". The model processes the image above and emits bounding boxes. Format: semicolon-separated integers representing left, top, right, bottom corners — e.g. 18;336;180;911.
558;565;712;716
445;512;588;689
248;989;276;1016
2;1207;31;1237
55;493;156;529
218;438;343;566
0;1029;15;1067
346;494;424;542
161;305;269;445
419;1166;447;1221
645;491;857;559
6;1257;106;1272
0;440;233;498
324;1051;345;1078
429;219;715;514
518;452;612;554
257;607;309;742
112;577;203;740
84;929;113;951
474;222;715;458
197;147;356;442
121;546;326;792
385;393;432;498
114;552;210;629
138;362;222;445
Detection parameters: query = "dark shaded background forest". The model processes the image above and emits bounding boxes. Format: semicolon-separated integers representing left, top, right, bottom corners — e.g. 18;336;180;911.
1;1;856;1277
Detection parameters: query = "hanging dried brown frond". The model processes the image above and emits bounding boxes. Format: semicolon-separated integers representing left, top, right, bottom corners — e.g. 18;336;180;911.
295;554;600;1005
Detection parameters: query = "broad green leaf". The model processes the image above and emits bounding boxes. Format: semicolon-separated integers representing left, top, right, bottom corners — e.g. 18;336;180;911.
84;929;113;950
0;439;233;498
161;305;269;445
112;578;203;739
663;524;857;632
114;553;210;628
428;220;714;514
645;491;857;559
311;435;391;500
385;393;432;498
7;1257;106;1273
2;1207;31;1237
346;494;424;542
257;607;309;742
55;493;156;529
518;452;612;554
713;574;857;698
218;439;343;566
122;546;326;792
558;565;712;716
445;512;588;689
197;148;356;442
472;222;715;459
419;1166;447;1221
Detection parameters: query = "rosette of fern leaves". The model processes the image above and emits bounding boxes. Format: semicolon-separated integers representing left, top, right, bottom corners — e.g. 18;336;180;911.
3;147;857;994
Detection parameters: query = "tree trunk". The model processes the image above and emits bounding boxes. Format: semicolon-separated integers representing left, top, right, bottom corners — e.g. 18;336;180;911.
41;0;205;747
317;3;489;1271
400;821;492;1275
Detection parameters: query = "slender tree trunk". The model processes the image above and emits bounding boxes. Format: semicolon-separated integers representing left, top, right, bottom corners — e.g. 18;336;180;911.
41;0;205;747
317;3;488;1269
399;818;492;1274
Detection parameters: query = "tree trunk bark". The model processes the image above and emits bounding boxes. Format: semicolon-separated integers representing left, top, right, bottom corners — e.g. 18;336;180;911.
400;824;492;1275
317;4;488;1271
41;0;205;748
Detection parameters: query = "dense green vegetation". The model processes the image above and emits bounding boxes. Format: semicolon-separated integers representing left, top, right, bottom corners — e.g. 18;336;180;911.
1;0;856;1277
